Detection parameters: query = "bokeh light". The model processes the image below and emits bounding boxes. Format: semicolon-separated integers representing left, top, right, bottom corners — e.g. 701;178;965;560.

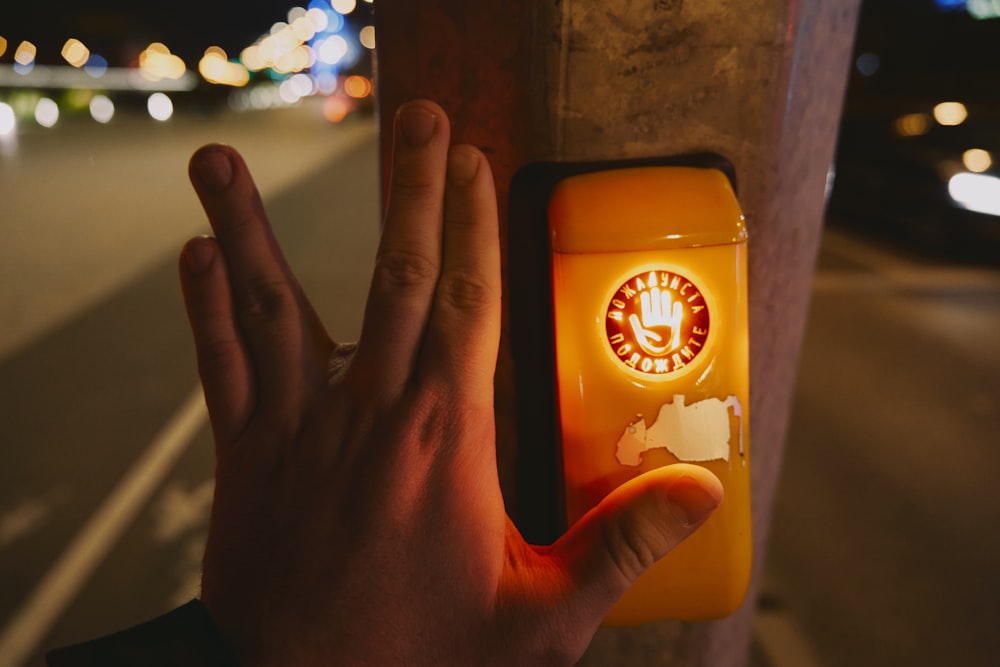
14;41;37;66
317;35;348;65
323;95;351;123
0;103;16;137
359;26;376;50
343;75;372;98
933;101;968;126
331;0;357;14
89;95;115;123
62;38;91;68
0;36;8;58
199;47;251;87
962;148;993;173
84;54;109;78
147;92;174;121
34;98;59;128
894;113;932;137
139;43;187;81
949;171;1000;216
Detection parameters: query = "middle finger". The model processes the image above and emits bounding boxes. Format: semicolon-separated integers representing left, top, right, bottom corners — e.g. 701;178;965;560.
350;100;451;400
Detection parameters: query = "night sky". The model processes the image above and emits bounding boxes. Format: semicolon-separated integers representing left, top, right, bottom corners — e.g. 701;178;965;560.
0;1;371;65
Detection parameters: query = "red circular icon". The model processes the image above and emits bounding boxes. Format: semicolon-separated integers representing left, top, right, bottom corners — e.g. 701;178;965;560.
604;269;710;376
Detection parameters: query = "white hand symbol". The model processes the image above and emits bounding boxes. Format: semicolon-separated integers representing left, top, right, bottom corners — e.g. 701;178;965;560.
628;287;683;355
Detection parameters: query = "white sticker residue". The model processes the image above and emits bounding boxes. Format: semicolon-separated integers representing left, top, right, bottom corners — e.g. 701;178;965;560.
615;394;743;466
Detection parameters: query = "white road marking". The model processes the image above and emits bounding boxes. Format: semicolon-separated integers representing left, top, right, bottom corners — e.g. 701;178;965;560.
0;387;207;667
149;479;214;543
754;609;825;667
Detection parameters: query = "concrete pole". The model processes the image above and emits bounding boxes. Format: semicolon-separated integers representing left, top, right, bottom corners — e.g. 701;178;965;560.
375;1;860;664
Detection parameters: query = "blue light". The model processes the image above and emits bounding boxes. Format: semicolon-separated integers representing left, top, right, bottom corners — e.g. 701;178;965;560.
934;0;966;10
84;54;108;78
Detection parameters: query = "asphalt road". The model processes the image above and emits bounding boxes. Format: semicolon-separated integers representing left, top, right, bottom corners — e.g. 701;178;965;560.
1;104;997;667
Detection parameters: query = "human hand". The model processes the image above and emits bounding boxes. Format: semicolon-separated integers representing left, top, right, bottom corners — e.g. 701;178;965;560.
180;100;723;666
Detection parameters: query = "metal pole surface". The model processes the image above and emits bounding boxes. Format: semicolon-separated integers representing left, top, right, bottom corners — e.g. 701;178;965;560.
375;1;860;663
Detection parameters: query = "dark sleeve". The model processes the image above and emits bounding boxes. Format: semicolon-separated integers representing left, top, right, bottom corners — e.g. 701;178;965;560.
46;599;239;667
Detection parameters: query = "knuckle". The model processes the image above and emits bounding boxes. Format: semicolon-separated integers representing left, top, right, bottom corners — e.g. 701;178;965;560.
437;271;496;313
236;278;295;327
374;249;438;292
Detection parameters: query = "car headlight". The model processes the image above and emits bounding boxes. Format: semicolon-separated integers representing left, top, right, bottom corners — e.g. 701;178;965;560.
948;171;1000;217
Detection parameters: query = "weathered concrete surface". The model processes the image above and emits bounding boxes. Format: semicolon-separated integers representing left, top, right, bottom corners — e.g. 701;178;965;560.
376;1;860;664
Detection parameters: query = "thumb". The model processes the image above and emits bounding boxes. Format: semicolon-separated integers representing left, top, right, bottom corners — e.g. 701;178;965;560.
550;464;723;620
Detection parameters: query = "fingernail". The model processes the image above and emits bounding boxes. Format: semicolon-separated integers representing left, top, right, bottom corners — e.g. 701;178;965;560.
192;148;233;191
447;147;480;186
666;476;722;527
397;104;437;146
183;237;215;273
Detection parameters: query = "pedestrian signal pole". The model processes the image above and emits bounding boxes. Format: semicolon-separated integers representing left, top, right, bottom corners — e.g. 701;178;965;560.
375;1;860;664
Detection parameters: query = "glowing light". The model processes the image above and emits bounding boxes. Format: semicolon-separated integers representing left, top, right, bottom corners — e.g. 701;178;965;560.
603;269;709;376
949;172;1000;216
343;75;372;98
968;0;1000;19
323;95;351;123
0;103;16;136
894;113;932;137
317;35;348;65
0;36;8;58
933;101;968;126
14;41;37;66
84;54;109;77
199;47;250;87
307;7;330;32
147;92;174;121
962;148;993;173
331;0;357;14
278;73;315;104
62;38;90;67
34;97;59;127
90;95;115;123
139;43;187;81
360;26;376;50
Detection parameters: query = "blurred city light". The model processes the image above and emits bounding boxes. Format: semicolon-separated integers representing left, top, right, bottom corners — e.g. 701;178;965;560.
139;43;187;81
147;92;174;121
84;55;109;78
199;47;250;87
89;95;115;123
933;101;968;126
0;36;8;59
962;148;993;173
0;102;15;136
894;113;932;137
317;35;349;65
14;41;37;74
968;0;1000;19
343;74;372;98
359;26;375;50
14;41;36;66
331;0;358;14
949;172;1000;215
61;39;90;68
34;97;59;127
322;94;351;123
